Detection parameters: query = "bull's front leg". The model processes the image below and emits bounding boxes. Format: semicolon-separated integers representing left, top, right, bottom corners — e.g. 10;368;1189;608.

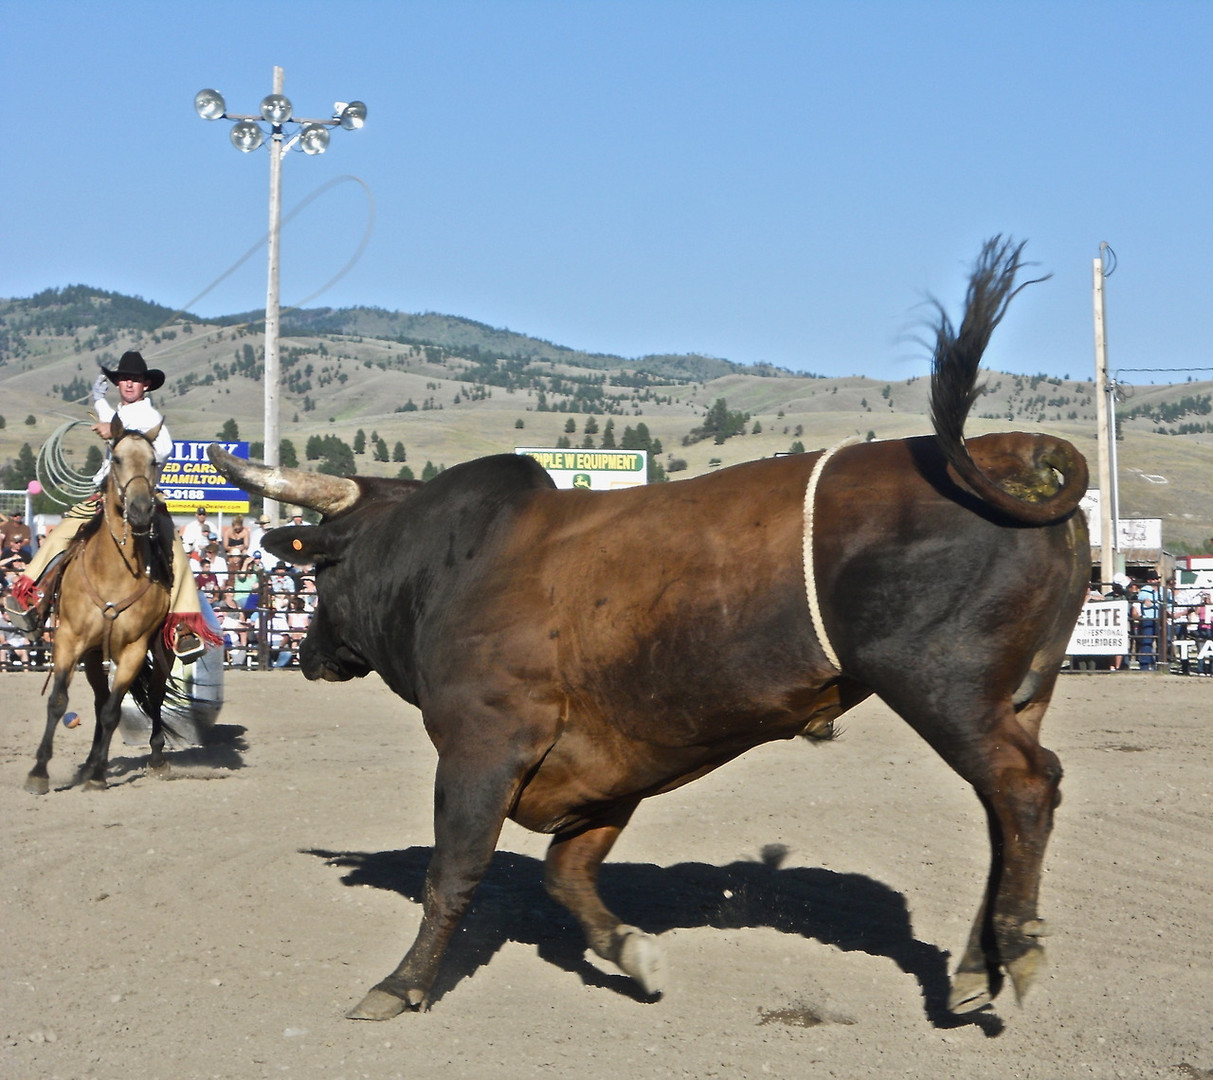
345;746;527;1020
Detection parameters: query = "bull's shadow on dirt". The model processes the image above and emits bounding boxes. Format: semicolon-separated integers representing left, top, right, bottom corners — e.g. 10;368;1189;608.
305;843;1002;1032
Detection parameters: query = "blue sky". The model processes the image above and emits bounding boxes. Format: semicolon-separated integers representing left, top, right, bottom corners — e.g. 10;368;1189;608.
3;1;1211;382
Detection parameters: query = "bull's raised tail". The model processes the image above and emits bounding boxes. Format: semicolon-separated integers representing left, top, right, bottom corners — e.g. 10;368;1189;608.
929;237;1088;525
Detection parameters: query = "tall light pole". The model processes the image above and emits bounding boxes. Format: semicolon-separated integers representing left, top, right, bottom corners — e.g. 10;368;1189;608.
1092;242;1120;585
195;67;366;524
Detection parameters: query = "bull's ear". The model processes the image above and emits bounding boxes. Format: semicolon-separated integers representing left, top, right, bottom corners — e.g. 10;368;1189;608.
262;525;342;565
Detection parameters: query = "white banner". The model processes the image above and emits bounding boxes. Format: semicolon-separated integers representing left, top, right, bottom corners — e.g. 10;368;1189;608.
515;447;648;490
1068;599;1130;655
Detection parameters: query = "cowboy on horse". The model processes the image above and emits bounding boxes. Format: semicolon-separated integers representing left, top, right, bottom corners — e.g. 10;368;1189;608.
4;350;220;662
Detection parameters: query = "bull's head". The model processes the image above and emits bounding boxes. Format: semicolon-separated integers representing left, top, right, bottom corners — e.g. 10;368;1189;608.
206;446;375;682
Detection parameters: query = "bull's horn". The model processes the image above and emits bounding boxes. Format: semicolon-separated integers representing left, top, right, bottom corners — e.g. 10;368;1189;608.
207;445;360;516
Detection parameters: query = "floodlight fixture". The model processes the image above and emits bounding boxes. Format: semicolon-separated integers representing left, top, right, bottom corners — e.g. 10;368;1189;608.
194;88;226;120
229;120;265;153
338;100;367;130
260;93;293;125
299;123;330;156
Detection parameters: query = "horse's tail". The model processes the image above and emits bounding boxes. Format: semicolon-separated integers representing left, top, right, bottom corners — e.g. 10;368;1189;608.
128;655;196;745
928;236;1088;525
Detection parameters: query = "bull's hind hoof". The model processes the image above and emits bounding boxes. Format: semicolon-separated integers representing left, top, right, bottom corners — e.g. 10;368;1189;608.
24;775;49;796
345;988;414;1021
616;926;666;997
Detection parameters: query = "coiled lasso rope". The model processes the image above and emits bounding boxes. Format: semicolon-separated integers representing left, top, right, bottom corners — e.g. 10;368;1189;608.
36;420;98;507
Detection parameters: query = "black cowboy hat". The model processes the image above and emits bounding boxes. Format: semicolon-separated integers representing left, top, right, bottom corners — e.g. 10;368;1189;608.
102;350;165;392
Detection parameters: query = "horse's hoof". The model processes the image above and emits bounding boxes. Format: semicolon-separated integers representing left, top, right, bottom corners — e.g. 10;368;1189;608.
83;778;108;792
616;926;666;996
24;775;49;796
948;970;994;1014
346;988;411;1021
148;762;172;779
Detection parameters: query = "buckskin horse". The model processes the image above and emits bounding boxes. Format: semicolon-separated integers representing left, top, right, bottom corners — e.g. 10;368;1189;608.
210;237;1090;1020
25;418;177;794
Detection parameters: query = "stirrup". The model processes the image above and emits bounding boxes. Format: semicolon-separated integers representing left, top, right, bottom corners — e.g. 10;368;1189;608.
173;626;206;665
4;594;43;635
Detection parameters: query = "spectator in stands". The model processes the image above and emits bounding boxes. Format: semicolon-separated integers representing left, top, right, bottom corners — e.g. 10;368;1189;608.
203;542;229;586
194;558;219;594
286;594;310;654
1;539;28;576
180;506;211;560
215;586;250;660
246;514;272;563
222;514;251;567
1136;574;1163;671
231;561;262;609
1;510;33;561
1104;575;1130;671
269;562;297;597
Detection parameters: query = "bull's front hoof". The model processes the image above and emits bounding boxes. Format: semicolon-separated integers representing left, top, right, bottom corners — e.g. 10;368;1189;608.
24;774;49;796
345;987;422;1021
616;926;666;997
947;970;994;1014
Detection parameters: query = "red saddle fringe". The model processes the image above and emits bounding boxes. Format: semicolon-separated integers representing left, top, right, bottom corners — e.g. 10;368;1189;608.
11;575;37;605
162;612;224;652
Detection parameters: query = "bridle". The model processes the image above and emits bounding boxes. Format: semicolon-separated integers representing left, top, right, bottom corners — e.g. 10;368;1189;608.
105;433;159;554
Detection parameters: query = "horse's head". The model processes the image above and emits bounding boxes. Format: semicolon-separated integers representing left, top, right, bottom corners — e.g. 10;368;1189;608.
107;416;161;536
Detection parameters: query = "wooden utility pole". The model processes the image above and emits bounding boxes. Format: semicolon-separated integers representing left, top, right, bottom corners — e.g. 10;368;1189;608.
263;65;285;526
1092;247;1117;585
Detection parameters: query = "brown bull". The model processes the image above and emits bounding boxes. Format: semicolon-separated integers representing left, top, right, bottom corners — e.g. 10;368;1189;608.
25;419;175;794
210;238;1089;1021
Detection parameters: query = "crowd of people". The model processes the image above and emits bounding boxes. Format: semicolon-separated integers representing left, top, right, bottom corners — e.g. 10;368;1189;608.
174;504;317;669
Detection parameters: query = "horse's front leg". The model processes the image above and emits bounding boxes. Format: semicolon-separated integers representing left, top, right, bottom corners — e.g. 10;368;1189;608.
79;649;141;790
25;664;75;795
145;640;172;777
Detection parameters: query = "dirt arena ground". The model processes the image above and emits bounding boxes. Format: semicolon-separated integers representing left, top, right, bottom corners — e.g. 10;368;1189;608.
1;670;1209;1080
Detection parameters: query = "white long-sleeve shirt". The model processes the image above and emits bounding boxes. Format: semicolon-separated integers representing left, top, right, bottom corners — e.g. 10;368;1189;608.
91;375;173;486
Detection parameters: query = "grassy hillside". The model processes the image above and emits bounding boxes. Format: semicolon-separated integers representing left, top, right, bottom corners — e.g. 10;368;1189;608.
2;286;1212;551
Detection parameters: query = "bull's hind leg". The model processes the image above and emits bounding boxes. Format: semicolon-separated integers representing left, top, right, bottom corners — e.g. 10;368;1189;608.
543;801;665;996
888;688;1062;1014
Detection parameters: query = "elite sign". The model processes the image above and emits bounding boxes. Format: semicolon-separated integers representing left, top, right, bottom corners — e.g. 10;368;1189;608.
160;441;250;513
